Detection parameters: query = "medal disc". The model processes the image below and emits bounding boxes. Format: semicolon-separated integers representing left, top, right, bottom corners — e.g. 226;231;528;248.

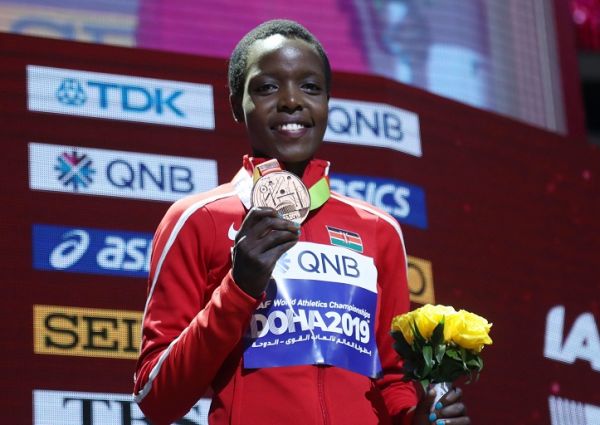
251;171;311;224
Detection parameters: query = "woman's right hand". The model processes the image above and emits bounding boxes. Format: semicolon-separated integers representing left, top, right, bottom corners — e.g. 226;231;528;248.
231;207;301;298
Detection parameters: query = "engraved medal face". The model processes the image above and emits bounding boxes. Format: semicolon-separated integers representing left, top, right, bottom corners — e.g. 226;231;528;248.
251;171;311;224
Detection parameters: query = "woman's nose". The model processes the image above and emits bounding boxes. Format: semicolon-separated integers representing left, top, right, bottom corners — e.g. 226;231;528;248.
277;84;303;112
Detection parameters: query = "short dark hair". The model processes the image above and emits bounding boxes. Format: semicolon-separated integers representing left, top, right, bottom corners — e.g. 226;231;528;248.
228;19;331;99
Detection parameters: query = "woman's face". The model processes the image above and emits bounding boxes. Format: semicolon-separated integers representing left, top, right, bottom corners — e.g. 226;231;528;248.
232;35;329;174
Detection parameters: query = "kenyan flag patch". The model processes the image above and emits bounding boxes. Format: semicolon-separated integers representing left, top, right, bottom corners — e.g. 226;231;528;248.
326;226;363;253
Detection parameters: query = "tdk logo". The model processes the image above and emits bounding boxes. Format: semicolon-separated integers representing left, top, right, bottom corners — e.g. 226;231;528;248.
33;389;210;425
27;65;214;129
330;172;428;229
55;78;184;116
32;224;154;278
325;98;422;157
29;142;218;202
56;79;87;106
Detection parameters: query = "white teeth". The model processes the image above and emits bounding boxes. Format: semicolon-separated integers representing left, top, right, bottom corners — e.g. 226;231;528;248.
278;123;305;131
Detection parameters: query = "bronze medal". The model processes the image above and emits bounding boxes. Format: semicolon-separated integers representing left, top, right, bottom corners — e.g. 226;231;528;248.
252;171;311;224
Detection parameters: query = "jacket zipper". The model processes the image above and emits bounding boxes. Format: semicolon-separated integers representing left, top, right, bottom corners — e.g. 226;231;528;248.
302;220;329;425
317;366;330;425
302;217;329;425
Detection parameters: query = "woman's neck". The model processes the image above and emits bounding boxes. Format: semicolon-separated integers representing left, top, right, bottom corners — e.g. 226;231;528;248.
284;160;309;178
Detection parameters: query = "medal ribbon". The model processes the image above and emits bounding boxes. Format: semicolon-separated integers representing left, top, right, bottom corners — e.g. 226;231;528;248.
308;177;329;211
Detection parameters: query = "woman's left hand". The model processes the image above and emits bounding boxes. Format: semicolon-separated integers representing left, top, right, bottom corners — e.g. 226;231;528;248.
411;386;471;425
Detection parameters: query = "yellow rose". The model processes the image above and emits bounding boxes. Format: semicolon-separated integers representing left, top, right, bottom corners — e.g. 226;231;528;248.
391;312;415;345
444;310;493;353
413;304;457;340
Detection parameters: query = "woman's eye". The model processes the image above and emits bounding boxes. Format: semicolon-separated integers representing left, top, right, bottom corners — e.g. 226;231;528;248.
303;83;322;93
256;83;277;93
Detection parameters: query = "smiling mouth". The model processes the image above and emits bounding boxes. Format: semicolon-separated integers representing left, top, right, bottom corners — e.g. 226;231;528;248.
273;122;310;139
276;123;306;131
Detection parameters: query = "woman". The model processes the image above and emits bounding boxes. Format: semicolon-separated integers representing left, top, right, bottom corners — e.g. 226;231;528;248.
134;19;470;425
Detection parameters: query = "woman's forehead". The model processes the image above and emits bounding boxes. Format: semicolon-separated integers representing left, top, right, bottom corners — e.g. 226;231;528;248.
246;35;322;72
251;34;289;54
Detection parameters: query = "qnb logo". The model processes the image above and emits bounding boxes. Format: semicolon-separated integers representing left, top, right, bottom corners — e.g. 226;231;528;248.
297;250;360;278
50;229;90;269
33;224;153;278
328;105;402;141
56;78;87;106
549;396;600;425
106;159;193;193
324;98;421;157
55;150;96;191
29;143;218;203
273;252;291;276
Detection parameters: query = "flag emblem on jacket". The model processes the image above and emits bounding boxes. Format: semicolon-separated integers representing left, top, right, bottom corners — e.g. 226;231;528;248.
326;226;363;253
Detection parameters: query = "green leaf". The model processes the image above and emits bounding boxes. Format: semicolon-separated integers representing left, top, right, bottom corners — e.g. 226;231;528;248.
422;345;433;376
423;345;433;368
459;347;468;369
411;320;425;349
446;348;461;361
436;352;469;383
391;330;414;360
475;356;483;371
465;356;483;372
466;358;479;368
413;364;423;379
431;321;444;347
401;358;418;379
435;343;446;364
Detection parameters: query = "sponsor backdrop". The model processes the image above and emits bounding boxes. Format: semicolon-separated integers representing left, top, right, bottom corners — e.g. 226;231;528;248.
1;33;599;424
0;0;583;137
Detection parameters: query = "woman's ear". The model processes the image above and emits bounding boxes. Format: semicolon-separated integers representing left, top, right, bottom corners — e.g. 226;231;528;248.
229;94;245;123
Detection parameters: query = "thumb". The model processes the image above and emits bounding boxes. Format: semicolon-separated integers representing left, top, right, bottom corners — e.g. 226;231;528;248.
416;387;436;414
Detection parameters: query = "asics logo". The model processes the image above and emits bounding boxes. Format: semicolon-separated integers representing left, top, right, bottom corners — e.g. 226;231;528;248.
50;229;90;269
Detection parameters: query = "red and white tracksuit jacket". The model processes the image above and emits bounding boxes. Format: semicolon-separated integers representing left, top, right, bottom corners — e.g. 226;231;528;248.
133;156;419;424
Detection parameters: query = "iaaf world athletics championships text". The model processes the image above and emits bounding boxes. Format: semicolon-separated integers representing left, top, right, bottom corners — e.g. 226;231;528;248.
266;298;371;320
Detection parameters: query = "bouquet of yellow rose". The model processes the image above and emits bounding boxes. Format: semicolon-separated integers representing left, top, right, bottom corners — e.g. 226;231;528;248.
391;304;492;391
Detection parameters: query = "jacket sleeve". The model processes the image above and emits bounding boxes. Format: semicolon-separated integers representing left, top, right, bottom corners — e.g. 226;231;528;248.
373;215;420;425
133;202;260;424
